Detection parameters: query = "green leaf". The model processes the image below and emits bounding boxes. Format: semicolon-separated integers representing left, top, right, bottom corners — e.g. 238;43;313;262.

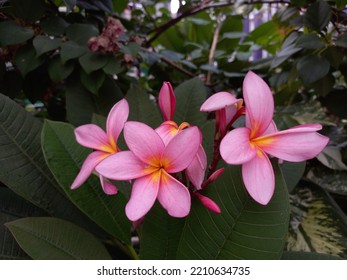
200;120;216;166
103;57;124;75
80;69;105;94
296;55;330;86
64;0;76;10
40;16;69;36
287;180;347;258
112;0;128;13
65;23;99;46
177;163;290;259
60;41;87;64
79;52;110;74
174;77;207;127
0;21;34;46
125;84;162;128
42;120;131;243
304;0;332;31
0;188;47;260
13;45;45;76
6;217;112;259
280;161;306;193
295;34;325;49
140;203;185;259
48;56;74;82
316;146;347;171
33;36;62;56
335;33;347;48
10;0;46;22
0;93;100;230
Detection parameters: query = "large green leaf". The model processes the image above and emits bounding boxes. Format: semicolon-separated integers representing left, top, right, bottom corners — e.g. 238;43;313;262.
6;217;111;260
0;21;34;46
41;120;131;244
280;161;306;193
296;55;330;86
0;94;97;228
33;36;62;57
304;0;332;32
0;188;47;260
174;77;207;127
125;84;162;128
287;180;347;258
140;203;185;259
177;163;290;259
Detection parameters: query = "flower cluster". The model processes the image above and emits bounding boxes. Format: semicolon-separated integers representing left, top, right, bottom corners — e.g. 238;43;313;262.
88;17;125;53
71;71;329;221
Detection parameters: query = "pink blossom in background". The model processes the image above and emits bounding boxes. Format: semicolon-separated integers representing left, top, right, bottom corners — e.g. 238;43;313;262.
96;121;201;221
220;71;329;205
70;99;129;195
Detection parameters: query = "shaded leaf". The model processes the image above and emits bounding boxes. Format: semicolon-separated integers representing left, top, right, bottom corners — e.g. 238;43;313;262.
0;94;100;231
80;69;105;94
125;84;162;128
174;77;207;127
13;45;45;76
42;120;131;243
295;34;325;49
40;16;69;36
10;0;46;23
60;41;87;63
280;161;306;193
287;180;347;258
304;0;332;31
322;89;347;119
0;21;34;46
140;203;185;259
296;55;330;85
79;52;110;74
33;36;62;56
177;163;290;259
6;217;111;259
48;56;74;82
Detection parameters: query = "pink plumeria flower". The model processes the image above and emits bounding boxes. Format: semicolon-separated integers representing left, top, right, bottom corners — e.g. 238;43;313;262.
156;82;207;190
70;99;129;195
95;121;201;221
220;71;329;205
200;91;243;137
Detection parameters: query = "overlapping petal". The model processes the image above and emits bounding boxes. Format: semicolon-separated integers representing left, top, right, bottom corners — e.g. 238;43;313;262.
100;175;118;195
242;149;274;205
220;127;257;164
163;126;201;173
96;151;148;180
124;121;165;164
74;124;112;153
186;145;207;190
243;71;274;138
256;127;329;162
200;91;242;112
71;151;108;189
155;121;179;145
125;174;160;221
106;99;129;149
159;81;176;121
157;170;190;218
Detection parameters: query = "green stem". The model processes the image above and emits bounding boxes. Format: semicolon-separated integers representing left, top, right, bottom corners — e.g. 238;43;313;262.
126;244;140;260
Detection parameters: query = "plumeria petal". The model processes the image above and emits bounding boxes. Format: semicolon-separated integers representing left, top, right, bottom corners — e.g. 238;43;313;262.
186;145;207;190
96;151;148;180
124;121;165;165
159;81;176;121
74;124;113;153
220;127;257;164
202;168;225;189
194;192;221;214
157;170;191;218
255;125;329;162
243;71;274;138
100;175;118;195
125;174;160;221
155;121;179;145
200;91;242;112
163;126;201;173
225;105;238;126
71;151;108;189
242;149;274;205
106;99;129;150
261;120;278;136
216;108;227;136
